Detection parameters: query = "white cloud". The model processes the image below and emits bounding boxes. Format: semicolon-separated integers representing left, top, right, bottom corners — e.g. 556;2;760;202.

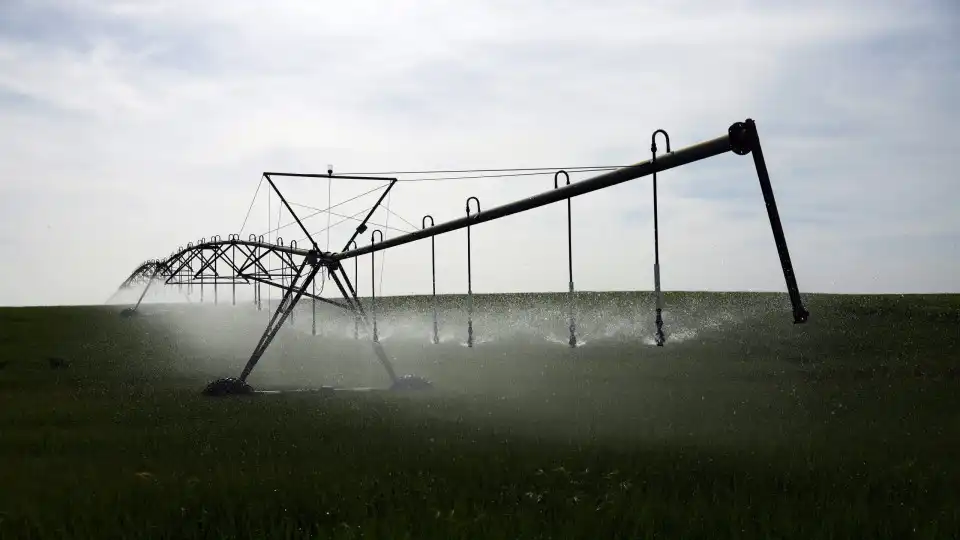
0;0;957;306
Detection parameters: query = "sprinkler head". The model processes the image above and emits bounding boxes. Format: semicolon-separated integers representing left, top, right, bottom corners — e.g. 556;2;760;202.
202;377;254;397
390;375;433;392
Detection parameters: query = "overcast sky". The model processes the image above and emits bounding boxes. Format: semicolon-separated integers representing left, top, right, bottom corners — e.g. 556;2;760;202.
1;0;958;306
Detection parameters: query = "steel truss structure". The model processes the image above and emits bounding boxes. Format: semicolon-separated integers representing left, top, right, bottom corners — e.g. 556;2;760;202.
113;119;810;396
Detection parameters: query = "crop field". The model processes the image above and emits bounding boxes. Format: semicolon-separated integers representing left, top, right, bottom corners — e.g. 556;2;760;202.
1;292;959;539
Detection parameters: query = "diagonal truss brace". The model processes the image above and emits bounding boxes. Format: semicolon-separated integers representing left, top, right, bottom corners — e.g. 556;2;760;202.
238;256;316;381
230;249;401;386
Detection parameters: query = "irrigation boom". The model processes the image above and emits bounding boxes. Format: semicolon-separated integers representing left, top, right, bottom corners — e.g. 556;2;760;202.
112;118;810;395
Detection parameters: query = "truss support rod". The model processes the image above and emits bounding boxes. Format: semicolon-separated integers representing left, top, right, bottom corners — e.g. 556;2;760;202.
263;173;320;252
131;265;162;312
209;245;251;286
335;260;369;320
327;267;398;384
743;119;809;324
166;249;202;283
265;173;402;181
245;274;348;310
341;179;398;252
238;257;316;383
235;247;271;279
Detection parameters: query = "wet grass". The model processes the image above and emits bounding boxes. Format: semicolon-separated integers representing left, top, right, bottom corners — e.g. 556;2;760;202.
1;292;959;538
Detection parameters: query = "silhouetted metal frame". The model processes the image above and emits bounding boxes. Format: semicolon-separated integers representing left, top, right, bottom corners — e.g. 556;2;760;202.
115;194;399;384
115;118;809;388
261;171;399;254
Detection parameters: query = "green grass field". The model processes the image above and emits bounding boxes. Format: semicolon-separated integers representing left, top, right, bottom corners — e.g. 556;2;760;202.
1;292;959;539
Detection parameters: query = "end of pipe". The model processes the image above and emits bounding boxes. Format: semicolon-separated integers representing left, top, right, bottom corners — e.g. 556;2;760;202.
390;375;433;392
202;377;254;397
729;120;755;156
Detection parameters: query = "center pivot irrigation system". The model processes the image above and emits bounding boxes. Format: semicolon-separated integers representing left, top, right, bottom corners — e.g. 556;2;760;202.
113;119;809;396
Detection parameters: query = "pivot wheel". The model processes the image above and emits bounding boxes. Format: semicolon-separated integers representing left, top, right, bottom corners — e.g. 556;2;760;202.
202;377;254;397
390;375;433;392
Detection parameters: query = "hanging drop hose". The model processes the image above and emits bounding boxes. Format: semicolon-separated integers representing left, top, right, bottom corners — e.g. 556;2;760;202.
327;176;332;253
465;196;480;348
268;185;272;312
379;190;392;298
651;129;671;347
554;170;577;348
423;215;439;345
371;230;383;343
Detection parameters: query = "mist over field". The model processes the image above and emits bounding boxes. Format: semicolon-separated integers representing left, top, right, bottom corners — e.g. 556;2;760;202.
3;290;958;537
2;0;959;536
102;290;949;450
